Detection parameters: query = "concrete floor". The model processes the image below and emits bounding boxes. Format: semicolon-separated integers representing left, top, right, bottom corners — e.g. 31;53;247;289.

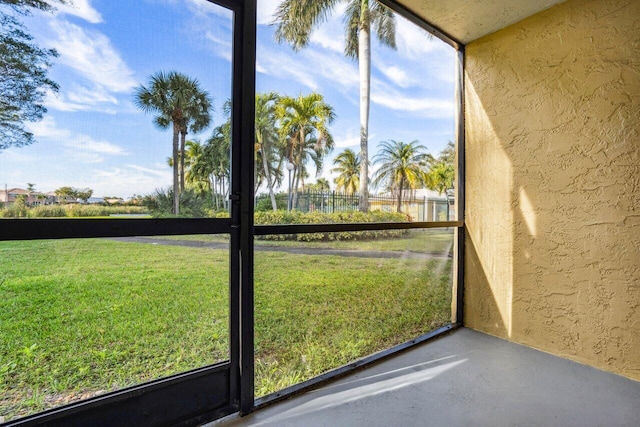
212;328;640;427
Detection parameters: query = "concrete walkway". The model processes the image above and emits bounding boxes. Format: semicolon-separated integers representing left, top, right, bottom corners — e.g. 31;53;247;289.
109;237;452;260
211;328;640;427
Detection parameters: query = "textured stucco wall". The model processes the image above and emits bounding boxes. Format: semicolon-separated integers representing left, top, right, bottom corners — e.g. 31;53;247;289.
464;0;640;380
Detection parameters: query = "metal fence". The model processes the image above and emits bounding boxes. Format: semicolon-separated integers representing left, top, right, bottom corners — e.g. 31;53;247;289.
256;190;454;222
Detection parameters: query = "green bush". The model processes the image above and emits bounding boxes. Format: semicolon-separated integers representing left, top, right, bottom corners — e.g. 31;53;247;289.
28;205;67;217
142;188;221;218
0;205;149;218
254;210;410;242
0;205;27;218
255;194;287;212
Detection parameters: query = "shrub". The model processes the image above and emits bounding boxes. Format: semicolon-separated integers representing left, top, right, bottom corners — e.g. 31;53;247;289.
255;194;288;212
254;210;410;242
0;205;149;218
28;205;67;217
142;188;216;218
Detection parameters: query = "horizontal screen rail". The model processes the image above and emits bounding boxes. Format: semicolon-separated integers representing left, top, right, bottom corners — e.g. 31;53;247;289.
255;220;462;236
6;362;234;427
0;218;233;241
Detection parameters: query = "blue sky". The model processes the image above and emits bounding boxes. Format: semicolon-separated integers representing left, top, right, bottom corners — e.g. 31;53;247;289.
0;0;455;199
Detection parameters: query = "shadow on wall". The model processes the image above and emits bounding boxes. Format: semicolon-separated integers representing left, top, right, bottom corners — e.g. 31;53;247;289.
465;237;507;337
463;0;640;380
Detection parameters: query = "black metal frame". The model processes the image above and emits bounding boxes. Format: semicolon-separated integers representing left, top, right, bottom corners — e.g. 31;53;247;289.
455;48;466;324
1;0;465;425
0;218;232;241
246;0;468;413
2;0;253;425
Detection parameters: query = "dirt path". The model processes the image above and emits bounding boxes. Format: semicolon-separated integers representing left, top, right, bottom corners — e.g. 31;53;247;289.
109;237;452;260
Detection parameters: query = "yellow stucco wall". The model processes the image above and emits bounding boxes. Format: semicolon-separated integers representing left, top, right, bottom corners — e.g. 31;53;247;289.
464;0;639;380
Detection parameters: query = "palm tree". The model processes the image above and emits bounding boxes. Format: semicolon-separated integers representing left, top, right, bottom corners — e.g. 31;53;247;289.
426;161;454;195
205;121;231;211
331;148;361;193
276;92;335;208
274;0;396;212
175;140;209;195
255;92;281;211
135;71;212;214
54;186;75;204
315;177;331;192
26;182;35;206
426;141;455;195
372;140;431;212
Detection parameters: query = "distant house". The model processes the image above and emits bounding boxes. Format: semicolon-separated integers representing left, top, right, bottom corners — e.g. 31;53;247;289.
104;197;124;204
0;188;56;206
46;191;76;204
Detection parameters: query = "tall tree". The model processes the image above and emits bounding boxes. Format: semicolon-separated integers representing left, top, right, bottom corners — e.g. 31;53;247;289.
372;140;431;212
26;182;35;205
135;71;212;215
75;187;93;203
0;0;66;149
182;140;208;193
274;0;396;211
276;92;335;209
54;186;75;204
205;120;231;211
255;92;281;211
426;141;455;195
309;177;330;192
331;148;360;193
177;86;212;194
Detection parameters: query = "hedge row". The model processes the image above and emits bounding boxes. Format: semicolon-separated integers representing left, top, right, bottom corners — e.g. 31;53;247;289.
253;210;411;241
0;205;149;218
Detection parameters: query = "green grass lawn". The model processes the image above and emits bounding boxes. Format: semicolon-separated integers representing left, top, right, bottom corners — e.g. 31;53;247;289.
0;235;452;420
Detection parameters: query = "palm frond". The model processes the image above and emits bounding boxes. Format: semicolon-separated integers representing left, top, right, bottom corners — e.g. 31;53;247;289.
273;0;341;50
371;1;396;49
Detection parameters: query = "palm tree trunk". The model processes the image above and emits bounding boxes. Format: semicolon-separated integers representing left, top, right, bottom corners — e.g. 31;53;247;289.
222;175;228;210
358;4;371;213
179;131;186;193
172;124;180;215
292;166;300;210
397;178;404;213
261;146;278;211
211;174;218;210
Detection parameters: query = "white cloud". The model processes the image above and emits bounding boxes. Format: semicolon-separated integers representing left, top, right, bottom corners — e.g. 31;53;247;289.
53;0;103;24
205;31;233;62
378;65;412;88
93;165;173;198
308;4;348;53
257;45;320;90
333;128;361;148
395;16;444;59
0;148;36;163
310;25;344;53
28;117;127;162
126;164;173;179
370;91;454;118
306;49;359;89
48;20;137;94
45;86;119;113
257;0;281;25
182;0;232;19
257;42;359;93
